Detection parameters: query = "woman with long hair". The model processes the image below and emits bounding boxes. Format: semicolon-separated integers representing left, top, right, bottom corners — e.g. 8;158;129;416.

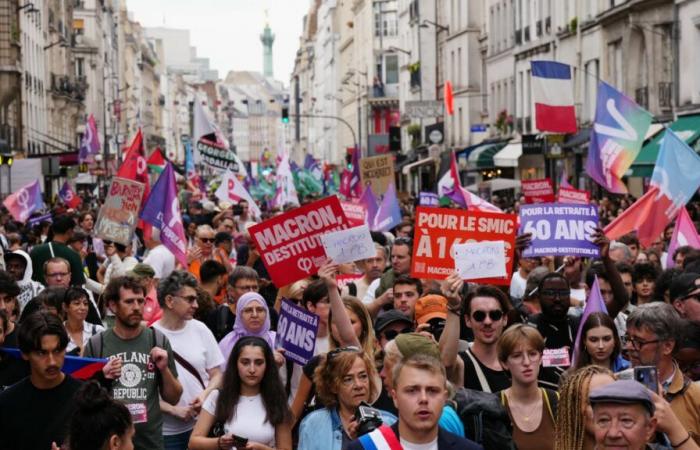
62;286;104;355
571;311;628;372
297;347;394;450
189;336;292;450
554;365;615;450
497;324;557;450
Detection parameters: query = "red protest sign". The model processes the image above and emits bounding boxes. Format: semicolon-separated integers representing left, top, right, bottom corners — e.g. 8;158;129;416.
522;178;555;204
411;206;517;285
340;201;367;227
557;186;590;204
336;273;364;291
249;196;351;287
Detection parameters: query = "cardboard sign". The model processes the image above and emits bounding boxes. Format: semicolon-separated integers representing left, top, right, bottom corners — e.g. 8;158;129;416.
340;201;367;227
249;196;351;287
453;241;507;280
557;186;590;204
519;203;600;258
521;178;555;204
321;224;376;264
360;155;395;195
276;299;319;365
411;207;517;285
94;177;145;245
419;192;440;206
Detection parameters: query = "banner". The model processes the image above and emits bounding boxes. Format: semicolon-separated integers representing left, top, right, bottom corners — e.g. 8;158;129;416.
411;207;517;285
419;192;439;206
519;203;600;257
2;348;107;380
276;299;319;365
360;155;395;196
340;201;367;227
336;273;364;291
557;186;590;204
94;177;145;245
521;178;555;204
196;139;246;176
249;196;351;287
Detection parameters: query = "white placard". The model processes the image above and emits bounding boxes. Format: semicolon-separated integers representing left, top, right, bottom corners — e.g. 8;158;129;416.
453;241;507;280
321;224;376;264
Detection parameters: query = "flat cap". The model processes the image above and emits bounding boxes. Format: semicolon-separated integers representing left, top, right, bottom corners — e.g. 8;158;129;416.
589;379;655;415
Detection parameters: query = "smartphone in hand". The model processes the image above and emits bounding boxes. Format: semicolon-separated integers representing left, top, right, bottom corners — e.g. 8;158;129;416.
231;434;248;448
634;366;659;394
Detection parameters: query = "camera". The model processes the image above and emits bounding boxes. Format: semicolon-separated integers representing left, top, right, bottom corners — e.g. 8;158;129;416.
426;318;446;340
354;402;383;436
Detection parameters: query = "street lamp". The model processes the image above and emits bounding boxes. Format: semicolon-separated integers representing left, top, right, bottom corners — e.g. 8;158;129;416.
18;2;39;13
43;37;68;51
420;19;449;33
388;46;411;56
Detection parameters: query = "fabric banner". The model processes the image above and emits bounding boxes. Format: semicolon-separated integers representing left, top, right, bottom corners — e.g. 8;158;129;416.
411;206;517;285
249;196;351;287
215;170;262;218
3;180;44;223
666;206;700;268
531;60;577;133
3;348;107;380
557;186;590;204
94;177;145;245
521;178;555;204
360;155;395;196
58;181;81;209
519;203;600;257
275;299;319;365
419;192;440;206
196;139;246;176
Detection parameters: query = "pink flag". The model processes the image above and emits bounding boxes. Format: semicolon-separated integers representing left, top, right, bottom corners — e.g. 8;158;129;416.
438;151;501;212
3;180;44;222
572;276;609;367
666;207;700;268
560;167;573;189
79;114;100;162
358;185;379;227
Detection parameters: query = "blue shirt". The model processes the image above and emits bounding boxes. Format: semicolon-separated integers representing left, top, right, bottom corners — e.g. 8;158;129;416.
299;407;397;450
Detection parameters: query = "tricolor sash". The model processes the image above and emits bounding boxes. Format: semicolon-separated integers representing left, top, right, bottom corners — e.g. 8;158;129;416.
358;425;403;450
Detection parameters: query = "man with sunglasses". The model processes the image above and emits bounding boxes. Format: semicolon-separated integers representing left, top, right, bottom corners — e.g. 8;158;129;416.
670;273;700;324
624;302;700;441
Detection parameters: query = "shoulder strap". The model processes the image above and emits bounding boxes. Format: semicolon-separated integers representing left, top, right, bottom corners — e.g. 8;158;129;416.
542;388;559;422
48;242;55;258
464;346;492;393
87;330;104;359
173;351;206;389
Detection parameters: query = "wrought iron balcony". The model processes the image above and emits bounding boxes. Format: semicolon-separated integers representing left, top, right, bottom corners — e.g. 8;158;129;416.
658;82;672;109
635;86;648;110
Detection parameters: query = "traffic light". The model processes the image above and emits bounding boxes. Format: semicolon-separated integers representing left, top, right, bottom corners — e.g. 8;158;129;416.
281;106;289;123
0;154;13;166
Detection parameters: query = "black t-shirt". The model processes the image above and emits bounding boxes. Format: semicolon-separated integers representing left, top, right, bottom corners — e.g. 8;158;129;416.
459;347;511;393
3;326;17;348
0;351;28;392
0;375;82;450
527;314;581;389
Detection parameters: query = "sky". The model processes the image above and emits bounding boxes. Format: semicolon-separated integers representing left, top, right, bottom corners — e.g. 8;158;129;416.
127;0;309;86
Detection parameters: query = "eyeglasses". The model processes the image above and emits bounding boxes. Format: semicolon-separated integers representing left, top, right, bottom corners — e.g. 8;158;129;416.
174;295;198;304
198;237;215;243
382;327;413;341
621;335;660;350
46;272;69;279
471;310;504;322
327;346;361;360
540;289;571;298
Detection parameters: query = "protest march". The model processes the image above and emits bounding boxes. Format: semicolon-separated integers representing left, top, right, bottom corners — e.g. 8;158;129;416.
1;5;700;450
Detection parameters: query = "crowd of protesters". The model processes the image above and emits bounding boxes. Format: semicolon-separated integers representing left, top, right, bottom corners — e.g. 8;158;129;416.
0;188;698;450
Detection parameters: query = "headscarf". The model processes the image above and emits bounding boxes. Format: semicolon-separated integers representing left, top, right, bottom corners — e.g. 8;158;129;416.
218;292;276;361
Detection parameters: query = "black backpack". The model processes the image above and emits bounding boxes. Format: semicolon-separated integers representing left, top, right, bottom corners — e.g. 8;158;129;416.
452;387;517;450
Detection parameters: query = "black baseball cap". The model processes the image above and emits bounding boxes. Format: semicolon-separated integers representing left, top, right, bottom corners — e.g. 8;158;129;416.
670;272;700;301
374;309;412;334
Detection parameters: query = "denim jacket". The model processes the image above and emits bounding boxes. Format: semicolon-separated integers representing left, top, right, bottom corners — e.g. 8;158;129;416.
298;407;397;450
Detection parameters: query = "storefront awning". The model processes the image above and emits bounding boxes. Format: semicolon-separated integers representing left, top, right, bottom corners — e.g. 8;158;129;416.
468;141;508;169
402;157;437;175
630;114;700;177
493;143;523;167
465;178;521;192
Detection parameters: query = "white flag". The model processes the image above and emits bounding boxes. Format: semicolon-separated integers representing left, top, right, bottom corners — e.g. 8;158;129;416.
215;170;261;219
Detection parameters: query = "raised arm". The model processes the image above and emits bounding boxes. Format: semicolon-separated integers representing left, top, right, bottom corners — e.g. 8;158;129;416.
438;271;464;371
593;228;629;319
318;261;361;348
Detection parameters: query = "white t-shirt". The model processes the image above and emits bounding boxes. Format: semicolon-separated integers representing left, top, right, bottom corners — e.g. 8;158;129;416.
400;437;438;450
362;278;381;305
203;391;275;446
65;321;105;354
153;319;225;435
144;245;176;279
509;271;527;300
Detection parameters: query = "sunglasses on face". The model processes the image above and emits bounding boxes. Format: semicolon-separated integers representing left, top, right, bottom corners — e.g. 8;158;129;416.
198;237;215;243
382;327;413;341
471;310;504;322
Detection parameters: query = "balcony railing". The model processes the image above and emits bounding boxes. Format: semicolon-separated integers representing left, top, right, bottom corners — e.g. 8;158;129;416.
50;73;87;102
658;82;672;109
635;86;649;110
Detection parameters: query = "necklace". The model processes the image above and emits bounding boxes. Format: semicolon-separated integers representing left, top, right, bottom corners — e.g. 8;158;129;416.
507;391;542;422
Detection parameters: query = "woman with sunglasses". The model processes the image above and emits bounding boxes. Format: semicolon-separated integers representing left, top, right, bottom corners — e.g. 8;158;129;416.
62;287;104;356
570;311;629;373
189;336;292;450
497;324;558;450
297;347;395;450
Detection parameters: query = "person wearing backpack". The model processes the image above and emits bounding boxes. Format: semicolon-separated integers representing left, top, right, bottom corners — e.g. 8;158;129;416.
83;276;183;450
497;323;558;450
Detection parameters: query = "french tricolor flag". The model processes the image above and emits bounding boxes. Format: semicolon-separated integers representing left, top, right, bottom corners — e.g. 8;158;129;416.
531;61;577;133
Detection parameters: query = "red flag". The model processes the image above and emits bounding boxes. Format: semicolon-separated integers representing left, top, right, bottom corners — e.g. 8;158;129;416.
444;81;454;116
604;187;675;247
117;129;152;239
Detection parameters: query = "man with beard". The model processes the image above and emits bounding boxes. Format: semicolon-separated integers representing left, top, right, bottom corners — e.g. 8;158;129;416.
83;276;182;450
341;243;386;301
0;311;82;450
364;237;412;305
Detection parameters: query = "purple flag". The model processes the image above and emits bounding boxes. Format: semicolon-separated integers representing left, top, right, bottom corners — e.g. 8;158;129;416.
572;276;609;366
3;180;44;222
372;183;402;232
359;185;379;227
340;149;362;199
140;162;188;266
79;114;100;162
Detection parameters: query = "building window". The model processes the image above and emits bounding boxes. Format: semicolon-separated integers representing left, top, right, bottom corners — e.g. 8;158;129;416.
385;54;399;84
75;57;85;77
584;59;599;122
607;40;623;90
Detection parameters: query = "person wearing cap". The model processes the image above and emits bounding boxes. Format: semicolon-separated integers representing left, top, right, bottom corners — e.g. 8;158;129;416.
127;263;162;326
589;379;700;450
671;273;700;324
624;302;700;440
29;215;85;286
374;309;414;350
